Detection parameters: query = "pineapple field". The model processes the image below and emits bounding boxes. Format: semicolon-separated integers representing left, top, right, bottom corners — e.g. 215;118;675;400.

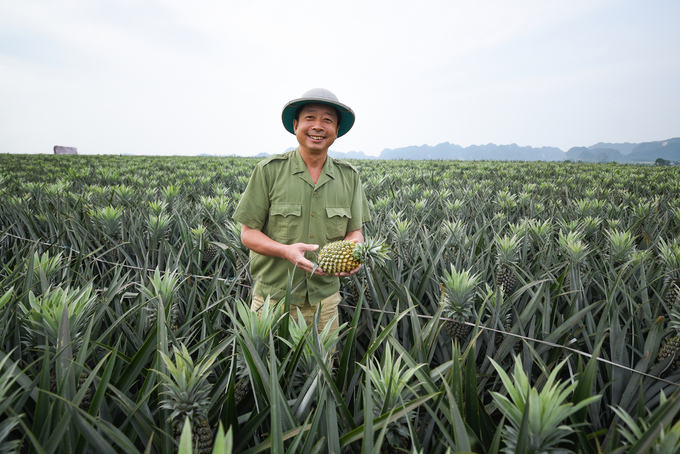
2;153;680;453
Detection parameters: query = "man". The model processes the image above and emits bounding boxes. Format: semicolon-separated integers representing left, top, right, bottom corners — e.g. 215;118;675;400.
233;88;371;335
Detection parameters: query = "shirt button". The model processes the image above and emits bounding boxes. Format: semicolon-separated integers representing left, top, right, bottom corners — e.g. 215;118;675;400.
311;212;315;217
313;191;317;195
310;234;314;238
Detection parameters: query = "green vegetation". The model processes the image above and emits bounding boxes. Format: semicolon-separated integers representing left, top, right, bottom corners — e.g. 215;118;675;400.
1;153;680;453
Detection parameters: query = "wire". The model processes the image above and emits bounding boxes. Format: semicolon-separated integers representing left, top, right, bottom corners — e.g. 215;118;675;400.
4;230;678;387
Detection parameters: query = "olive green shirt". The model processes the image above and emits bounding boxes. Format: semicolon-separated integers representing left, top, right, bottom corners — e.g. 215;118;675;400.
233;148;371;306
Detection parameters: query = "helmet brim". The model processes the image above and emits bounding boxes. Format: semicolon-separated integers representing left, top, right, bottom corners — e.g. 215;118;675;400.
282;97;355;138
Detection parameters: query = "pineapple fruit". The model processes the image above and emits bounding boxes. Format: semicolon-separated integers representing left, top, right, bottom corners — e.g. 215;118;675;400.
658;302;680;373
440;266;479;338
658;239;680;308
496;234;520;296
160;344;217;454
317;238;389;274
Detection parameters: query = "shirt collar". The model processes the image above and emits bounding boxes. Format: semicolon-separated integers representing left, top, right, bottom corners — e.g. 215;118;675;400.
291;147;336;179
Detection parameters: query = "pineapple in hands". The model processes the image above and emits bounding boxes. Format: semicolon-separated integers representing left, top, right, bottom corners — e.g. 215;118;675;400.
317;237;389;275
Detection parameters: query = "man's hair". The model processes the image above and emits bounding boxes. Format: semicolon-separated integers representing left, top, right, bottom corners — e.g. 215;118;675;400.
294;104;341;126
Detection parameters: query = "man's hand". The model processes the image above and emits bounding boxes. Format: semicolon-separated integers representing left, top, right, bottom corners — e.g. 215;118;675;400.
283;243;328;276
241;224;328;275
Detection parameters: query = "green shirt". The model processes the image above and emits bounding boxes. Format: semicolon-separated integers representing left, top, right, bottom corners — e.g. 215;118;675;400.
233;148;371;306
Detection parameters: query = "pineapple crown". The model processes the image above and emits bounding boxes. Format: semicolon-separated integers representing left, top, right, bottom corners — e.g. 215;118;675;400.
495;234;520;266
20;284;98;355
352;238;390;268
440;266;479;320
558;231;589;266
658;239;680;281
606;230;635;265
159;343;218;426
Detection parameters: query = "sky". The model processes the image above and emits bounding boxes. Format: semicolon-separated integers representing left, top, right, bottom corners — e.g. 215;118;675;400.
1;0;679;157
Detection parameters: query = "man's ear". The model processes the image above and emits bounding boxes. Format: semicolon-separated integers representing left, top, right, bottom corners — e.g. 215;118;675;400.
293;119;298;134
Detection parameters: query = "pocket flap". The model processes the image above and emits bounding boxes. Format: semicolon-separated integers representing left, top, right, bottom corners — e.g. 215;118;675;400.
271;204;301;217
326;206;352;219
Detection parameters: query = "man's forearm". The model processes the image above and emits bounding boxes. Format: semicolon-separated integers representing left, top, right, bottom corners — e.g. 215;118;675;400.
240;224;289;259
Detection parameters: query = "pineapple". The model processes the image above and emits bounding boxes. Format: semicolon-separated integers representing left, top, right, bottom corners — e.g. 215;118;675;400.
317;238;389;274
344;273;373;306
390;216;413;268
527;219;552;264
495;234;520;296
288;307;342;392
440;266;479;338
658;301;680;373
91;205;124;261
558;231;589;296
440;219;466;264
19;285;98;410
658;239;680;308
359;344;423;454
606;229;636;268
160;344;217;454
232;298;281;405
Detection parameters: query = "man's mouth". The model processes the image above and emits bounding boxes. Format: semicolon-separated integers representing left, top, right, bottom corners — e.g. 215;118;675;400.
308;135;325;140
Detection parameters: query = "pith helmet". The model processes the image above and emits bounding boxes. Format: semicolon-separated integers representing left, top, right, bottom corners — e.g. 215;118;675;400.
282;88;355;137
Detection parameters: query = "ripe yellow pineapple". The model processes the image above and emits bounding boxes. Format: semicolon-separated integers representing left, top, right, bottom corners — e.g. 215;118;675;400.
317;238;389;274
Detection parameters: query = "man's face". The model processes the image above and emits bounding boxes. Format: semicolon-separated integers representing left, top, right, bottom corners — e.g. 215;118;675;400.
293;103;339;154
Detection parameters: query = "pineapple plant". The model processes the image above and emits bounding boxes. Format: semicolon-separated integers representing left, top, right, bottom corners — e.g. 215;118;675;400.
19;285;98;410
440;266;480;338
658;300;680;373
317;238;389;274
287;307;343;392
490;355;600;454
495;234;521;296
606;229;636;268
191;225;219;264
558;230;589;296
231;298;281;405
159;343;218;454
389;216;413;268
359;344;423;454
485;285;522;354
91;205;125;261
440;219;466;264
658;239;680;308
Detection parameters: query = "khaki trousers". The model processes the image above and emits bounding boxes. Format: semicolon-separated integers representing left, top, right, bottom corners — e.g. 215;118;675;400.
250;292;341;336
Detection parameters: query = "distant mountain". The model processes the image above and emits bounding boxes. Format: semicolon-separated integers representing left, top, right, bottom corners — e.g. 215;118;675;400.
238;137;680;162
570;138;680;163
566;147;624;163
588;142;638;155
376;142;564;161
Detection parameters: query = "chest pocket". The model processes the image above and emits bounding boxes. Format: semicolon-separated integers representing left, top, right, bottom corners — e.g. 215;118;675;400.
268;203;302;243
325;206;351;242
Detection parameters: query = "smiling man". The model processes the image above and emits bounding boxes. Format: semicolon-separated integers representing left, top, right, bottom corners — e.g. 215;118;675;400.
233;88;371;335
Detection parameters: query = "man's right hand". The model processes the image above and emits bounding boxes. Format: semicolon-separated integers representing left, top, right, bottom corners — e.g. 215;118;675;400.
241;224;327;276
283;243;327;276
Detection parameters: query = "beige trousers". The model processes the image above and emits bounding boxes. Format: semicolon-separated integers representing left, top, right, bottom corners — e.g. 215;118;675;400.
250;292;341;336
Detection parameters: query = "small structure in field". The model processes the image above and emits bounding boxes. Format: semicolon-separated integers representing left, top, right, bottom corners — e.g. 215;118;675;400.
54;146;77;155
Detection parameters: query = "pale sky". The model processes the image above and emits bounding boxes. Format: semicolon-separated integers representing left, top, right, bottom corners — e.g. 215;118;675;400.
1;0;678;157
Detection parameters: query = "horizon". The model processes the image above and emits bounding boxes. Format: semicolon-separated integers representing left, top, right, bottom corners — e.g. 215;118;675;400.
2;1;679;157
